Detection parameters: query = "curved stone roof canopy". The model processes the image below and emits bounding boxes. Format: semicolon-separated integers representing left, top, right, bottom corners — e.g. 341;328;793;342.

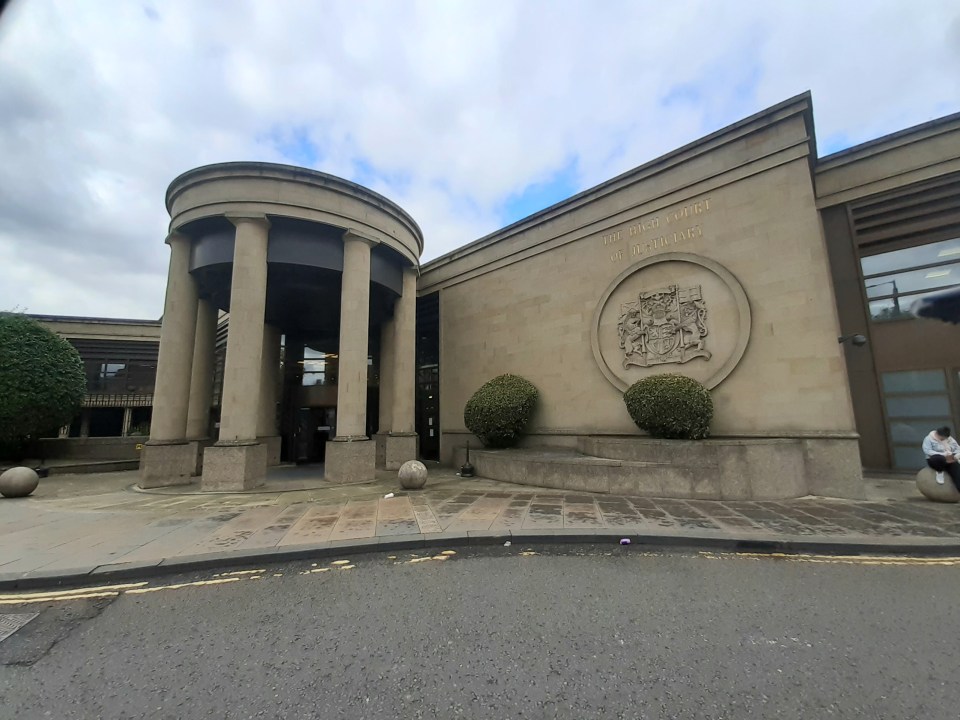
166;162;423;265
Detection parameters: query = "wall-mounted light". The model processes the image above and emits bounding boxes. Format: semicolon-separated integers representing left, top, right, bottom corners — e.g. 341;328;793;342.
838;334;867;347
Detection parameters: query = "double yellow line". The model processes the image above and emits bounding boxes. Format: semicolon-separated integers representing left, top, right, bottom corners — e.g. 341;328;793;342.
699;551;960;566
0;572;263;605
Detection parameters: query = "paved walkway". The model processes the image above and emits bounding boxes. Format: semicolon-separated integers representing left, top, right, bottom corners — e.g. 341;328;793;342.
1;465;958;589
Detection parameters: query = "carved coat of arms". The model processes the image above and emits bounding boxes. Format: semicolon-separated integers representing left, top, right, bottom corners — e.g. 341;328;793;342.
617;284;711;368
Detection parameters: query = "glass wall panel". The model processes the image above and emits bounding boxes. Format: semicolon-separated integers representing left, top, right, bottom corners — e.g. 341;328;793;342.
889;418;951;444
885;395;951;418
861;237;960;276
882;369;955;470
882;370;947;394
864;263;960;298
861;238;960;324
893;445;927;471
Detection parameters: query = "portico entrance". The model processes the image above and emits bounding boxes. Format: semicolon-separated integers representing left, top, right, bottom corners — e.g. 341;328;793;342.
139;162;423;491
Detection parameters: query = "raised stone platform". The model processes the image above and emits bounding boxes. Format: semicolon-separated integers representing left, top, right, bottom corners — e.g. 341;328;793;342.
471;436;865;500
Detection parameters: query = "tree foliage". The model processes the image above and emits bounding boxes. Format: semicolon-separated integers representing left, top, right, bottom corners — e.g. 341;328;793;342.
0;314;86;444
463;374;539;448
623;373;713;440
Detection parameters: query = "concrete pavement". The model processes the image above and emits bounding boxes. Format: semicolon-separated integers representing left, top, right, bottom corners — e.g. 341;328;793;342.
1;464;959;589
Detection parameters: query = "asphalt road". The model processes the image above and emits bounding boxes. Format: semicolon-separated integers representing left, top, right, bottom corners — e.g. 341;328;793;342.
1;545;958;719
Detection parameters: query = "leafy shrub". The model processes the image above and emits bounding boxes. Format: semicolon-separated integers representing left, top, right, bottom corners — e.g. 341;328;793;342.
623;373;713;440
463;374;539;448
0;314;86;448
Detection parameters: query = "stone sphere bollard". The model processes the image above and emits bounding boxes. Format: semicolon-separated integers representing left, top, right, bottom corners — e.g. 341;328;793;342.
916;466;960;503
0;466;41;498
398;460;428;490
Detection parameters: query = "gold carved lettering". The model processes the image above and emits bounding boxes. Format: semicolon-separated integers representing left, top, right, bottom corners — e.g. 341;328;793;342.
602;230;622;246
671;224;703;242
600;197;711;263
627;216;660;237
665;198;711;224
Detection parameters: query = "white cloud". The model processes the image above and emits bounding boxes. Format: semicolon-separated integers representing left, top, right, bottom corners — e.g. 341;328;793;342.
0;0;957;317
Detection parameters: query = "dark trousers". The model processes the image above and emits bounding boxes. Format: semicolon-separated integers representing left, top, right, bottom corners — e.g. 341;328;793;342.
926;455;960;491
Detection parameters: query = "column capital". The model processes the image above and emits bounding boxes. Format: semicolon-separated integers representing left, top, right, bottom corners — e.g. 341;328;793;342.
343;229;378;247
165;231;190;246
225;213;271;230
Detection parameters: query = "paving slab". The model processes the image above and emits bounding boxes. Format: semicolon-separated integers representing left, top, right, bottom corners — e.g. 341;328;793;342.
1;466;960;589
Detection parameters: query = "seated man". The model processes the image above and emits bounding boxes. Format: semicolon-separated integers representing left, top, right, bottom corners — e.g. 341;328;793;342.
922;426;960;489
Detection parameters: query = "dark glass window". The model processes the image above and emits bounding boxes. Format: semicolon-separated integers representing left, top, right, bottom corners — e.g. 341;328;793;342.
861;237;960;322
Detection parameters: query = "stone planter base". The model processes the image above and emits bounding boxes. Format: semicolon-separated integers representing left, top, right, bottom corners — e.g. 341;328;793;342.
470;435;865;501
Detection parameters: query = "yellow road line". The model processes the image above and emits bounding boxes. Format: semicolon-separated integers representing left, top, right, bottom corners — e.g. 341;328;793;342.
1;591;121;605
699;551;960;566
127;577;243;594
0;581;148;602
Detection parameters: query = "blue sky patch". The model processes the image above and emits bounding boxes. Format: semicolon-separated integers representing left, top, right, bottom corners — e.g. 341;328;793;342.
501;158;580;225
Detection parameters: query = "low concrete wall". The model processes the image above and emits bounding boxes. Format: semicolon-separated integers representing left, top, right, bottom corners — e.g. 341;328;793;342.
470;435;865;500
35;437;145;461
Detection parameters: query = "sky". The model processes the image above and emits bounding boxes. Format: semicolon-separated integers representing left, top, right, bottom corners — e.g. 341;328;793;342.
1;0;958;320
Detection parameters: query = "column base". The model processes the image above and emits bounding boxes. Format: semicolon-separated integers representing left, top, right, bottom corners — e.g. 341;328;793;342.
201;442;267;492
373;432;390;469
187;437;216;476
324;438;375;484
385;432;419;471
139;441;199;488
257;435;282;466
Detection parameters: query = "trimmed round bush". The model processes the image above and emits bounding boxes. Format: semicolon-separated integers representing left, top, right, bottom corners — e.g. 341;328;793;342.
464;374;539;448
0;314;86;447
623;373;713;440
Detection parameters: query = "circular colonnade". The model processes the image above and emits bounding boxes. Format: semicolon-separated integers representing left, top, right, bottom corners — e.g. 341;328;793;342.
139;163;423;491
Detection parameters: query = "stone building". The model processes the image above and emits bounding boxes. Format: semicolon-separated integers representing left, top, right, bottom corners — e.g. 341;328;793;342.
35;92;960;497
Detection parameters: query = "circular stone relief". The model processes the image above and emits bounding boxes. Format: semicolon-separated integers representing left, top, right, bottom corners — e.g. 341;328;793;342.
591;252;751;391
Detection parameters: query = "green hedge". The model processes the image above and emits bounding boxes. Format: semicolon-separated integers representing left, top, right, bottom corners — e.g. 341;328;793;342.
623;373;713;440
463;374;538;448
0;314;86;445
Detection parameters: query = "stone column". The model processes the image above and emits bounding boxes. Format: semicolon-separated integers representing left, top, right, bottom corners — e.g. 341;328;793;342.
140;232;200;488
79;410;91;438
184;298;218;475
257;324;282;466
325;231;376;483
385;267;419;469
374;314;395;468
186;299;218;441
201;215;270;491
121;407;133;437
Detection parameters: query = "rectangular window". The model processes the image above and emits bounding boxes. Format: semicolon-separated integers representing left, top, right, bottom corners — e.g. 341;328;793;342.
861;238;960;277
861;237;960;323
864;262;960;298
300;348;337;387
881;369;953;470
